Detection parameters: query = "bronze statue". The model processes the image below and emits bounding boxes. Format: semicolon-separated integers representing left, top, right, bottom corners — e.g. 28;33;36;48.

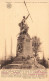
19;14;30;34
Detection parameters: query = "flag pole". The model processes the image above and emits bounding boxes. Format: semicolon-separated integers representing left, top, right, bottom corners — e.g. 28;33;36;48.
24;1;33;22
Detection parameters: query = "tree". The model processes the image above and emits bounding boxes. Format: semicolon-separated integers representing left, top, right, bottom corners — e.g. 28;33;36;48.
32;36;41;66
32;36;41;58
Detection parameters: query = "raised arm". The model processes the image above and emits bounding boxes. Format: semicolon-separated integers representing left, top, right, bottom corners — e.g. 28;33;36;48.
25;14;30;20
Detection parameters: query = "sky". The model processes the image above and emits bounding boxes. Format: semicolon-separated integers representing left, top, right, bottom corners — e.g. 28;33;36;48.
0;0;49;60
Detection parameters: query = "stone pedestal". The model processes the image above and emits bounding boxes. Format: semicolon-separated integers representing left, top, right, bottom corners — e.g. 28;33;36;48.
16;33;33;58
23;35;33;57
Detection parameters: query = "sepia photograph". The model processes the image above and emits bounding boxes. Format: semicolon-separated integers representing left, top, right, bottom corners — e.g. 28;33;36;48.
0;0;49;80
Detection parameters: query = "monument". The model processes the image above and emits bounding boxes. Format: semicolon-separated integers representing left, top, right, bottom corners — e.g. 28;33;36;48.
16;14;33;59
1;15;45;69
